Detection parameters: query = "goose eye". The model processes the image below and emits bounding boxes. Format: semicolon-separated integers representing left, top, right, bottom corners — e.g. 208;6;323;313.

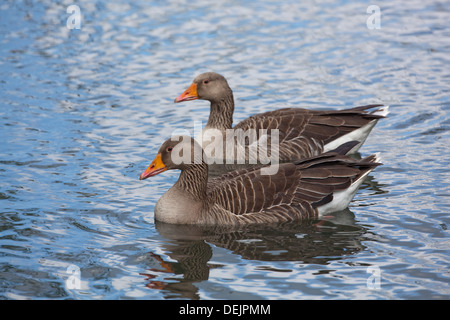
203;80;209;84
166;146;173;152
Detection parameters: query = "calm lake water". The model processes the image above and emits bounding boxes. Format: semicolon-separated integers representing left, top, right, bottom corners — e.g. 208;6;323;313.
1;0;449;300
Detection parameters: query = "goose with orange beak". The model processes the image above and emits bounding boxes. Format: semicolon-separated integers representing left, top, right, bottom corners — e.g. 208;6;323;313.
174;72;389;163
139;136;381;226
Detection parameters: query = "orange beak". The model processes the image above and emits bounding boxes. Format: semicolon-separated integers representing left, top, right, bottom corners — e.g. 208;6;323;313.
139;153;167;180
174;83;198;103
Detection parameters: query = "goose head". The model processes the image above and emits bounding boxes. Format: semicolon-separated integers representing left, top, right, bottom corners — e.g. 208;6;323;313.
140;136;205;180
174;72;232;104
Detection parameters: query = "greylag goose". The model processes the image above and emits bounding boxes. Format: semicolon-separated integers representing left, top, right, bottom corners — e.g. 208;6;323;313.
139;136;381;226
174;72;388;163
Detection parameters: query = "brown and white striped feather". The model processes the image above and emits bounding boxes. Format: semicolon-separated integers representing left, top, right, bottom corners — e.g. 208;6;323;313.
205;150;380;224
233;105;385;161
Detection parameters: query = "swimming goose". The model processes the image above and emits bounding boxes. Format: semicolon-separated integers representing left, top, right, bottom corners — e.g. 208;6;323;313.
174;72;388;163
139;136;381;226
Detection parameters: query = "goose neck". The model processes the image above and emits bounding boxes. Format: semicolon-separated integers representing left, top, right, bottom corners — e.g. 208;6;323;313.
175;163;209;201
206;92;234;130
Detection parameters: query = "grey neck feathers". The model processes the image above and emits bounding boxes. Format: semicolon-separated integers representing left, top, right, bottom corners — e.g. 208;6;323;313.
206;90;234;130
174;163;209;201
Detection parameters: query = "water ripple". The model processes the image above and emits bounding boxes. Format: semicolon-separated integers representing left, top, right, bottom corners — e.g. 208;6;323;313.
1;0;449;300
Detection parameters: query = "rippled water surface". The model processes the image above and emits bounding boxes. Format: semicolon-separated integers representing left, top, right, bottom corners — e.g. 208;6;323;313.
1;0;449;299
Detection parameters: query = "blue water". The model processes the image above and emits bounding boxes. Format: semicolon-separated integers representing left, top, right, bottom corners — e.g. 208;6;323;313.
1;0;449;299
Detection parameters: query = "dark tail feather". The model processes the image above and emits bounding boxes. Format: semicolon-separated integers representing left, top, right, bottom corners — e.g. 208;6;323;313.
329;141;360;155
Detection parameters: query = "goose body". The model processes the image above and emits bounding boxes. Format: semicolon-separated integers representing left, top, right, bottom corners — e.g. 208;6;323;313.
174;72;388;163
140;137;381;226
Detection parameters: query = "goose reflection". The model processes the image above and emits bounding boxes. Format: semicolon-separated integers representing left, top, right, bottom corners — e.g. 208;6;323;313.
140;208;377;299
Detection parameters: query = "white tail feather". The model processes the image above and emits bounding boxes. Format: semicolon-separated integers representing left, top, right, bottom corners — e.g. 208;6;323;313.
373;152;382;164
324;105;389;154
372;105;390;117
317;169;373;217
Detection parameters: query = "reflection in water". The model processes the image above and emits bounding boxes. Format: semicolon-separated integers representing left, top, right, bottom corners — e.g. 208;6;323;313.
142;208;373;299
140;241;213;299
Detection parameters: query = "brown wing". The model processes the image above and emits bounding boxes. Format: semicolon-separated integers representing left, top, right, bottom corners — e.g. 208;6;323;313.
207;147;381;223
233;105;385;160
